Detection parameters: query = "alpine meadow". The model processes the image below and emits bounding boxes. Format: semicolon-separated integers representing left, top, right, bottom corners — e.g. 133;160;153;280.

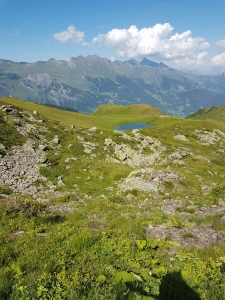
0;96;225;299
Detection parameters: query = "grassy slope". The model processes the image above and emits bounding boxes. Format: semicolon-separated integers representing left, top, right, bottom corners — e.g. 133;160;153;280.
187;106;225;122
2;97;225;132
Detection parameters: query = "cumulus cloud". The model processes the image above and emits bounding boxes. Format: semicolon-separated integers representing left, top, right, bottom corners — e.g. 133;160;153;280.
215;39;225;47
92;23;210;65
173;51;208;67
211;52;225;65
53;25;84;44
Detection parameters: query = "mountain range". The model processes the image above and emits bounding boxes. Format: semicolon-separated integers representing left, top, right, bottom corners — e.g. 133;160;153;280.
0;55;225;116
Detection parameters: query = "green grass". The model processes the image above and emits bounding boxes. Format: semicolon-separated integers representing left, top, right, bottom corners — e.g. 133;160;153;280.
183;232;195;239
188;214;224;226
213;221;225;231
0;186;12;195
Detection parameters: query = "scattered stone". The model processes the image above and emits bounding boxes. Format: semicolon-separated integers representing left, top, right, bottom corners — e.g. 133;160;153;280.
174;134;189;142
10;231;25;237
52;135;60;144
77;136;84;141
65;157;77;163
88;126;97;132
201;186;210;191
105;187;114;191
20;170;25;176
57;175;64;185
37;233;47;237
207;170;213;176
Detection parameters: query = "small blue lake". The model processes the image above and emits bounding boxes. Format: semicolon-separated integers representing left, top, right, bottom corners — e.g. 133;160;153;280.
114;123;154;131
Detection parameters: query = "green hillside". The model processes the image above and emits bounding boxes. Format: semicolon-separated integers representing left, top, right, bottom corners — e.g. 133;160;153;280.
187;105;225;122
1;98;225;299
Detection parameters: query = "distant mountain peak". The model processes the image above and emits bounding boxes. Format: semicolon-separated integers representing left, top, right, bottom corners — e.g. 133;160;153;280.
70;55;85;61
141;57;159;67
126;59;139;66
140;57;173;70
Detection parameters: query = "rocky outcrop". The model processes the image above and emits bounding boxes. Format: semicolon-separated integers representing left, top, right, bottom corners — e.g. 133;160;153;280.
0;105;53;196
194;129;225;145
146;224;225;248
83;141;98;153
104;129;166;168
174;134;189;142
160;147;191;164
118;167;179;193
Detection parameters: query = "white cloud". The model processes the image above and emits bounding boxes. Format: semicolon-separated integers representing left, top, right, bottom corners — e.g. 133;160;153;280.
196;51;208;63
211;52;225;65
53;25;84;44
173;51;208;67
215;39;225;47
92;23;210;64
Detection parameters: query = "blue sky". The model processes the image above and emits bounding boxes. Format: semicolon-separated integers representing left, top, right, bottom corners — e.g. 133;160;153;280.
1;0;225;72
